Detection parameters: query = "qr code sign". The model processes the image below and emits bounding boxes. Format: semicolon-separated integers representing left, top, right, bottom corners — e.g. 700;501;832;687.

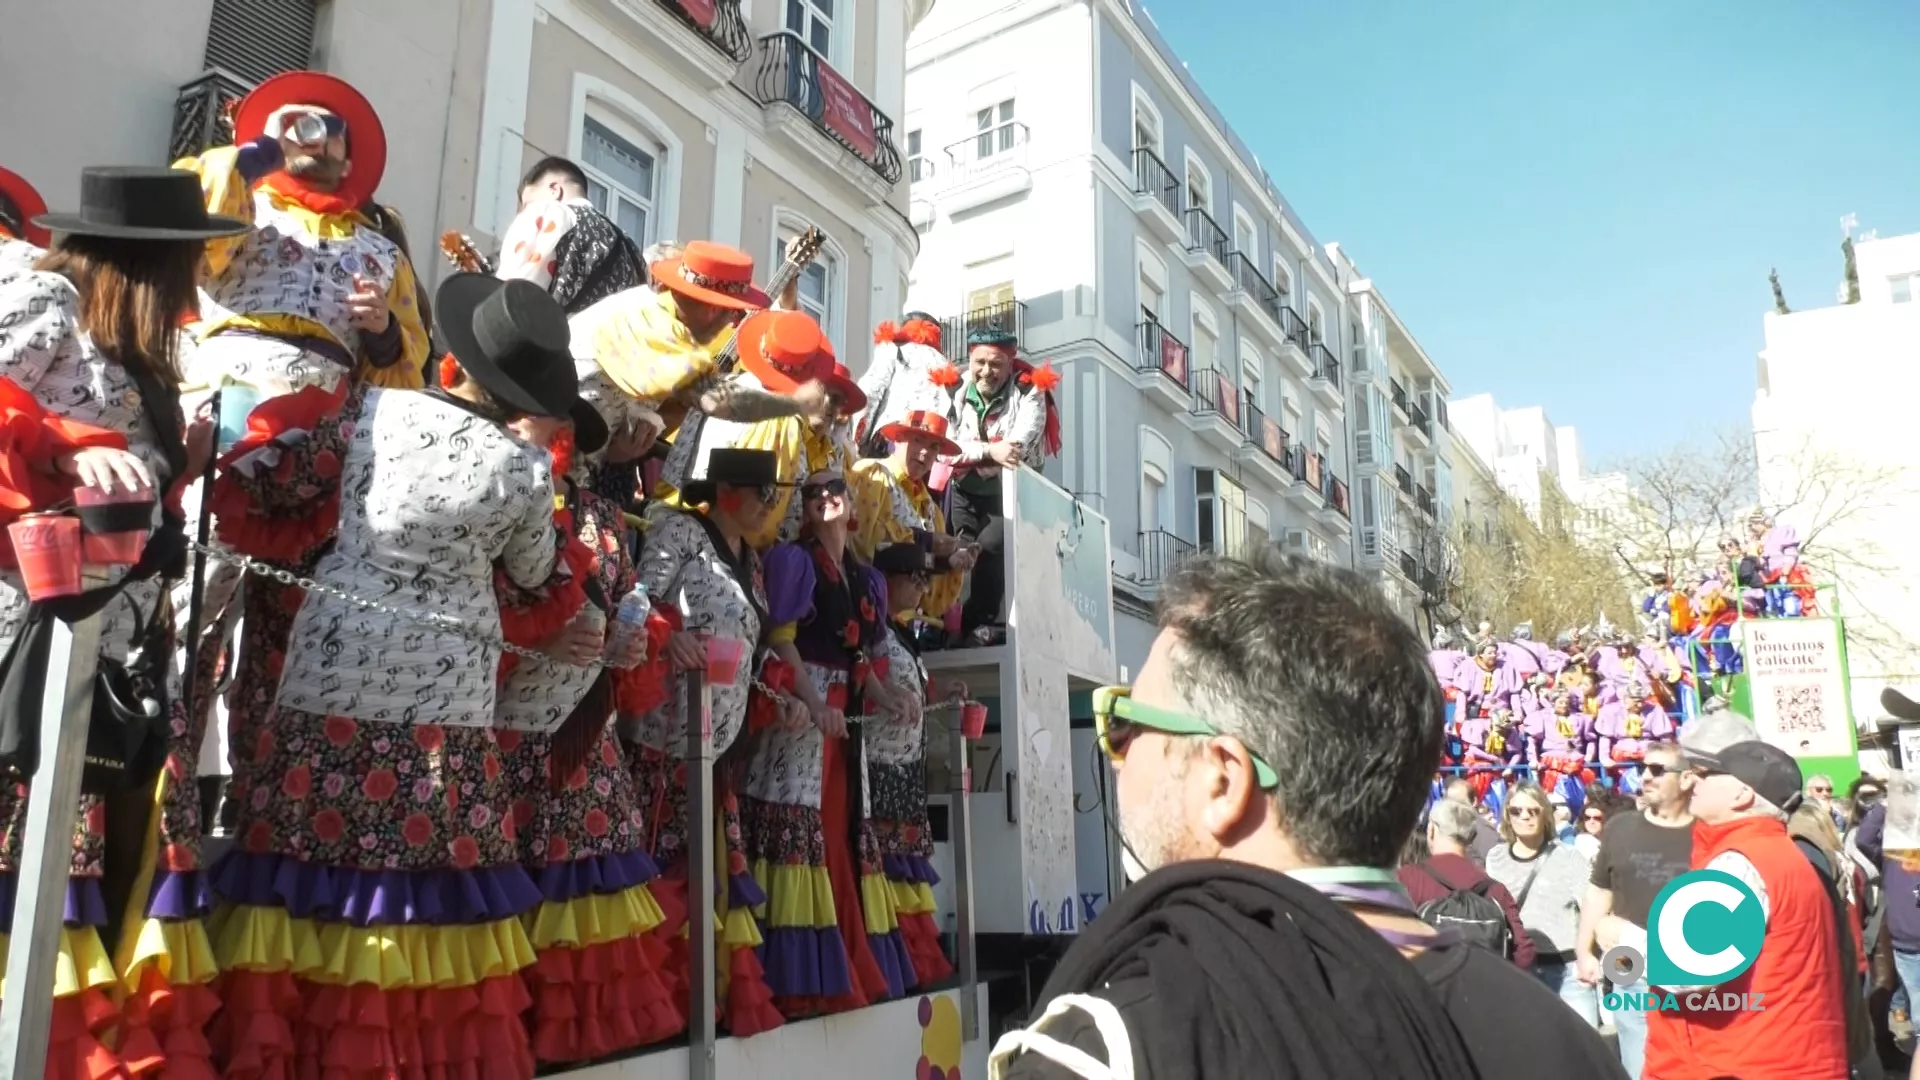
1773;685;1826;734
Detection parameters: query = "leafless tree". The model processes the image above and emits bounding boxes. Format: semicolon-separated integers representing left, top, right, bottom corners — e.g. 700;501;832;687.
1447;487;1635;641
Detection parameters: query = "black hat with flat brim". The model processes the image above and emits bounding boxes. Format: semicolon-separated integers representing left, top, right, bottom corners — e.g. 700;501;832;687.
35;167;249;241
435;273;608;454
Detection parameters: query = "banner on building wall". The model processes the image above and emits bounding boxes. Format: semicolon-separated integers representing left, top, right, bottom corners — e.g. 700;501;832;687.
1261;415;1285;462
1742;617;1857;760
814;61;878;161
674;0;716;28
1305;452;1322;490
1159;333;1188;386
1005;467;1117;935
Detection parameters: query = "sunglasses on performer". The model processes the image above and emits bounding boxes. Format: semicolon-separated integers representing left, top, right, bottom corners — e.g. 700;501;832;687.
1091;685;1278;789
801;478;848;501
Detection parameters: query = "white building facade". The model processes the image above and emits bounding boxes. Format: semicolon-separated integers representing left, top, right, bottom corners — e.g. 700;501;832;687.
904;0;1470;664
1755;229;1920;731
1447;392;1579;531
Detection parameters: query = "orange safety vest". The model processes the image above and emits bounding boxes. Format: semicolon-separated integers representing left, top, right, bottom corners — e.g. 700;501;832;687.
1644;816;1849;1080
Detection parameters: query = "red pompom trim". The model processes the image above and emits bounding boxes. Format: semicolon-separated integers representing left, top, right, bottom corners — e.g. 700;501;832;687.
747;656;797;734
614;606;677;717
1019;362;1062;393
437;353;461;391
497;533;594;650
874;319;943;349
927;363;961;388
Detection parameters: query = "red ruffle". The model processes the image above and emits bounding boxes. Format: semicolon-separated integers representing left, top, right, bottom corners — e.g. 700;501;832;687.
496;534;593;649
210;382;352;563
41;988;131;1080
117;966;220;1080
647;863;783;1038
208;969;299;1080
0;376;131;564
296;976;535;1080
898;912;953;988
524;933;685;1063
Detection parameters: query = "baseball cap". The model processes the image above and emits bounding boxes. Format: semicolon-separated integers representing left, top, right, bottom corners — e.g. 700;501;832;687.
1687;740;1804;811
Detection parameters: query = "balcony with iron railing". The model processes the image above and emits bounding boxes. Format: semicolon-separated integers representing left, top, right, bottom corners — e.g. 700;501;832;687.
1283;444;1327;510
1394;463;1415;496
1181;204;1234;290
930;121;1031;211
1131;317;1192;409
1276;305;1313;377
1309;343;1342;407
1390;379;1410;417
1129;148;1184;242
1416;484;1436;519
751;32;902;186
652;0;752;62
1187;368;1244;451
1226;253;1285;343
1325;474;1352;522
942;300;1028;363
1135;529;1198;586
1400;550;1420;582
1409;399;1433;444
1238;404;1291;486
169;68;253;161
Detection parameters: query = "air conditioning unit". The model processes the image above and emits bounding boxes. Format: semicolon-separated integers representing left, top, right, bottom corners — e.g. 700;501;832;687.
1283;529;1310;556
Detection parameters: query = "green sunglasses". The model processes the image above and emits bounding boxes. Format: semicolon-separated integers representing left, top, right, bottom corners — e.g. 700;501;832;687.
1091;685;1279;789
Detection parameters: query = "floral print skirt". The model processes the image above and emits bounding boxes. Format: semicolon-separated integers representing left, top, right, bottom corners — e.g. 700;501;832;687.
626;744;783;1038
867;757;953;989
497;724;683;1063
210;707;541;1080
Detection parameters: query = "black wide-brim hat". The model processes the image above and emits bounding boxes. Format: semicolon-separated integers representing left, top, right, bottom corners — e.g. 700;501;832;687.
35;167;249;241
435;273;607;454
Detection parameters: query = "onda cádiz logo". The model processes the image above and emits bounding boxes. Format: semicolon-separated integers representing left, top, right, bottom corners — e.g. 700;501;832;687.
1600;869;1770;1014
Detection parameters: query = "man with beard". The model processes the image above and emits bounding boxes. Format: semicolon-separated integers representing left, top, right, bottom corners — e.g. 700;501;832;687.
179;71;428;395
496;156;646;315
990;551;1626;1079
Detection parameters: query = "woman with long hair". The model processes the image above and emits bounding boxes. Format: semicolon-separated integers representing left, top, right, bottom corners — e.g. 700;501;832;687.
1486;781;1600;1028
0;166;245;1078
205;275;603;1079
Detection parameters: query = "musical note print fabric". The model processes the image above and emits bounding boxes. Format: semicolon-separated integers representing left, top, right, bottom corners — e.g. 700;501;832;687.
276;389;558;728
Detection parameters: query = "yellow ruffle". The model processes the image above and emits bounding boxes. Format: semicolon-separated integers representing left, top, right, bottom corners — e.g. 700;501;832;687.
749;860;837;931
209;904;536;989
890;880;937;918
119;917;220;993
723;906;763;951
0;926;118;999
524;882;668;951
860;872;902;937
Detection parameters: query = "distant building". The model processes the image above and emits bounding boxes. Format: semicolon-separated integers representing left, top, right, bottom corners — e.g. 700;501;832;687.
1447;393;1577;533
1755;228;1920;731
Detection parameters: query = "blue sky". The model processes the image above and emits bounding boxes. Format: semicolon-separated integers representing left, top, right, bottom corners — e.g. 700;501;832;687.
1143;1;1920;468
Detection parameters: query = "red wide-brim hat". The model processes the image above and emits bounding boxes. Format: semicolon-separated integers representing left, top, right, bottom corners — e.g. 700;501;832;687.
735;309;829;395
879;410;960;457
233;71;387;209
651;240;771;311
0;167;49;247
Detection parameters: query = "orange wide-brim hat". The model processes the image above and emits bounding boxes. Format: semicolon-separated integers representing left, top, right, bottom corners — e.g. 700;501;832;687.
0;167;49;247
736;309;829;395
233;71;387;208
879;410;960;457
822;361;866;415
651;240;771;312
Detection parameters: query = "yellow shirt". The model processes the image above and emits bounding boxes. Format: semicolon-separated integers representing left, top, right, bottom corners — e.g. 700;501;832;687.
850;457;963;620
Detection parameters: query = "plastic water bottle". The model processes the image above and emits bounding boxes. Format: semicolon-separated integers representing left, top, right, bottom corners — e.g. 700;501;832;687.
604;585;652;668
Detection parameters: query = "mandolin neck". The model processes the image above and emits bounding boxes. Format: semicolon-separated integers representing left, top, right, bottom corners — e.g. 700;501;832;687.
711;250;809;370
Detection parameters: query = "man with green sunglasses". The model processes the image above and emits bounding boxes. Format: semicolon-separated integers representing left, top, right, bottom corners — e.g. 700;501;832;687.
990;550;1624;1080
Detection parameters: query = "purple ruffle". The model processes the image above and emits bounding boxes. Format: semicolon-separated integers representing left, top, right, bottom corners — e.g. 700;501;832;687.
758;925;853;1000
210;849;542;926
881;854;940;887
868;929;913;1002
532;847;661;903
729;868;766;911
0;873;109;931
146;867;215;920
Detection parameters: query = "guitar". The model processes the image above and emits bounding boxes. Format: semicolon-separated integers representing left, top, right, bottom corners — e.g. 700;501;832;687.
439;230;496;275
710;226;825;375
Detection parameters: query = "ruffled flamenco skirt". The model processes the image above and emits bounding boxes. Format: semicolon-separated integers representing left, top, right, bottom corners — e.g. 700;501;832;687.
497;726;684;1065
740;736;906;1018
208;709;542;1080
628;745;782;1037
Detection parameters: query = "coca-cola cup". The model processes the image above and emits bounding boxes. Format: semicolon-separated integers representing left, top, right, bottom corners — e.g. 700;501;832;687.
961;701;988;739
9;513;83;600
704;636;745;684
74;485;153;566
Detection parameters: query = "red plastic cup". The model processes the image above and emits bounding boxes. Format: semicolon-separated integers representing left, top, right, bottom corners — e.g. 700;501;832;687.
705;636;745;683
961;701;988;739
74;486;152;566
9;514;84;600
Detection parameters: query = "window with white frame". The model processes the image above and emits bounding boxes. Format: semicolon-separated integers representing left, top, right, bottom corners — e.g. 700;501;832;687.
1184;154;1211;214
1247;498;1271;552
1140;426;1174;538
776;221;838;351
1242;344;1263;416
581;115;657;245
906;129;924;183
975;99;1017;161
1232;207;1257;260
1195;467;1246;558
785;0;833;59
1272;258;1292;302
1307;301;1326;344
1893;273;1918;304
1190;300;1219;371
1132;90;1161;156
